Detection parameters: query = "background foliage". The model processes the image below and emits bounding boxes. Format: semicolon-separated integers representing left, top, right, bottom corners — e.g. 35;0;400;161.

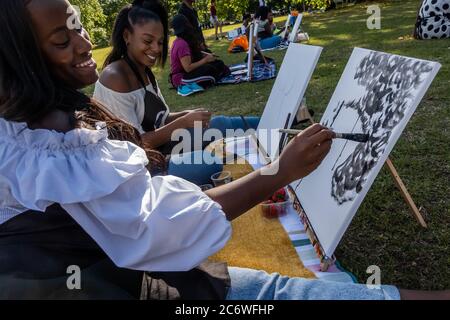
72;0;387;46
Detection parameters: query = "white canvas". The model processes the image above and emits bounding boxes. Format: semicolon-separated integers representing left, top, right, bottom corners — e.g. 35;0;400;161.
227;26;245;40
292;48;441;257
247;23;258;79
288;14;303;43
257;43;322;160
227;29;239;40
280;15;291;39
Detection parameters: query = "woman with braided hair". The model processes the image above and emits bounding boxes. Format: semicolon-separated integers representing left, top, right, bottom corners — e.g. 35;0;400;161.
94;0;258;186
1;0;449;300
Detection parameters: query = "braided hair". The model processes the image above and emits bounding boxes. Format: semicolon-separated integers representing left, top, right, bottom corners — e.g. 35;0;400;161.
104;0;169;68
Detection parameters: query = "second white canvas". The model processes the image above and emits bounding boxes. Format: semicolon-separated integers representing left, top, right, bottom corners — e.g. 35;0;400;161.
257;43;322;160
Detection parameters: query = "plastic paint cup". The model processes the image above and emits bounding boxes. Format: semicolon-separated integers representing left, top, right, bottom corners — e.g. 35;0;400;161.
211;171;233;187
199;184;214;191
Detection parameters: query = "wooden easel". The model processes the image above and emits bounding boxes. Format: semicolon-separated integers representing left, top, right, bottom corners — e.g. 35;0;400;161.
297;104;427;228
247;21;268;82
279;14;291;40
247;23;256;81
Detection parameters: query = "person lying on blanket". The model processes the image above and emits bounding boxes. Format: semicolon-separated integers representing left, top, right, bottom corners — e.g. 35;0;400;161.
93;1;259;185
3;0;450;300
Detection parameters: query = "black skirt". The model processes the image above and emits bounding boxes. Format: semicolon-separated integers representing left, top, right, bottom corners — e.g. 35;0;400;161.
0;204;230;300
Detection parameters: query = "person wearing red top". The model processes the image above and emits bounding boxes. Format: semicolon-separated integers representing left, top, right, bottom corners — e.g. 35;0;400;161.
210;0;222;40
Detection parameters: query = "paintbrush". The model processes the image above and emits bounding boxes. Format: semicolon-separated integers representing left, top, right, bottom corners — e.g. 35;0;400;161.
201;51;220;58
334;132;369;143
278;129;369;143
241;116;271;161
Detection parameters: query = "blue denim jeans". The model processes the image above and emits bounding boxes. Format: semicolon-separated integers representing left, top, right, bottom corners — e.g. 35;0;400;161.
168;116;260;185
226;267;400;300
209;115;260;137
259;35;282;50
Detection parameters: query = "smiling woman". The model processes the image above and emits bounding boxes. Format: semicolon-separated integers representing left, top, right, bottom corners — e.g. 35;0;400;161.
0;0;85;123
93;0;258;185
26;0;98;89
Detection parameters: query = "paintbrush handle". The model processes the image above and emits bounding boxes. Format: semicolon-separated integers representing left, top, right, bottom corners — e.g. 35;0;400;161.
279;129;303;135
279;129;369;143
201;51;219;58
334;133;369;143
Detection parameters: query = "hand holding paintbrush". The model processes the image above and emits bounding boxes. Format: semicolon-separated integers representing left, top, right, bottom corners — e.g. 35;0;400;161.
279;128;369;143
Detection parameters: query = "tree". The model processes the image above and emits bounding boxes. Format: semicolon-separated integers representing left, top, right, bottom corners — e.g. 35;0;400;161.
281;0;332;11
72;0;344;46
70;0;107;45
163;0;251;24
216;0;250;21
100;0;131;37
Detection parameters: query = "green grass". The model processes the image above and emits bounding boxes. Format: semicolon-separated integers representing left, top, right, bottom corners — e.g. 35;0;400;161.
92;0;450;290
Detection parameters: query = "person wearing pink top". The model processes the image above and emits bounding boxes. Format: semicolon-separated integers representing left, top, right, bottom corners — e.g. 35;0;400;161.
170;14;229;96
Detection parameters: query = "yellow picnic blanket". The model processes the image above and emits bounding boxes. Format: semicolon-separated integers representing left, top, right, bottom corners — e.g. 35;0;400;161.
209;159;315;279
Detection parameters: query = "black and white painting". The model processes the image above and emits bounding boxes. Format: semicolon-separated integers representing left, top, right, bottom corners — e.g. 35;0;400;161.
292;48;441;257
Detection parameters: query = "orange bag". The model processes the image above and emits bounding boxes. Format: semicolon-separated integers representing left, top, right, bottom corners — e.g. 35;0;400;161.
228;35;249;53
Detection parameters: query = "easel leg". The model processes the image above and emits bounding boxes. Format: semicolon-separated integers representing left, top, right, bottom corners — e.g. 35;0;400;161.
247;23;255;81
304;106;315;124
385;158;427;228
248;49;254;81
295;103;315;125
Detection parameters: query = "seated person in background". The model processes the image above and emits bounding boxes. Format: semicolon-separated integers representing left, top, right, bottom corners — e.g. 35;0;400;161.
290;10;299;27
255;6;282;50
178;0;209;51
170;14;230;94
94;2;257;185
414;0;450;39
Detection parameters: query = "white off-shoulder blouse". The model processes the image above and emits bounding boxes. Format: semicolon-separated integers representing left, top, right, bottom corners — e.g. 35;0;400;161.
93;80;170;134
0;117;231;272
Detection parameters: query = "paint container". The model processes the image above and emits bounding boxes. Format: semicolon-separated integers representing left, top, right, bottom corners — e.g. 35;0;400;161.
211;171;233;187
199;184;214;191
260;199;291;219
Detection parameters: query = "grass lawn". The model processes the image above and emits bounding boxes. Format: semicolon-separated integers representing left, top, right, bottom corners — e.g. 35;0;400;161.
91;0;450;290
